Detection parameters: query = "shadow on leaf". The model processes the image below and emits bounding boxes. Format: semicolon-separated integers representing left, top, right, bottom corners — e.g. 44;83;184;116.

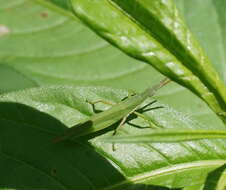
0;102;179;190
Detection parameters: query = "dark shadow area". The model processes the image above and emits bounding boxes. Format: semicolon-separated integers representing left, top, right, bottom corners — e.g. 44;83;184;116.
0;102;180;190
124;184;182;190
203;163;226;190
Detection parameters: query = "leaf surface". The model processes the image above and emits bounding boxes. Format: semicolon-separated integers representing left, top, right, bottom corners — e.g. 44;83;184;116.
0;0;159;93
0;86;225;189
45;0;226;120
1;0;226;122
1;0;226;121
175;0;226;83
0;0;226;189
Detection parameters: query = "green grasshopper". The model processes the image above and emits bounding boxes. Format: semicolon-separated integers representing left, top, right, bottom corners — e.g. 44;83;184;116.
54;78;170;142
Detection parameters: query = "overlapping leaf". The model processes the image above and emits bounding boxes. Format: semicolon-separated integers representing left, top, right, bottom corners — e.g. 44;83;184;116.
0;0;226;189
0;86;225;189
44;0;226;121
203;164;226;190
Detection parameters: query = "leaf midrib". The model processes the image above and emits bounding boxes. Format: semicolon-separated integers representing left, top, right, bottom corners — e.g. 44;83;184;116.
102;160;226;190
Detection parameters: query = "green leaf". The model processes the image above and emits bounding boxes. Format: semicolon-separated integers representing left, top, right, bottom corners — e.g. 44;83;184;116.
0;0;226;121
0;1;226;189
1;0;225;95
0;86;225;189
0;64;37;94
0;102;125;190
43;0;226;122
203;164;226;190
0;0;224;127
182;184;203;190
103;129;226;143
175;0;226;83
0;0;160;93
